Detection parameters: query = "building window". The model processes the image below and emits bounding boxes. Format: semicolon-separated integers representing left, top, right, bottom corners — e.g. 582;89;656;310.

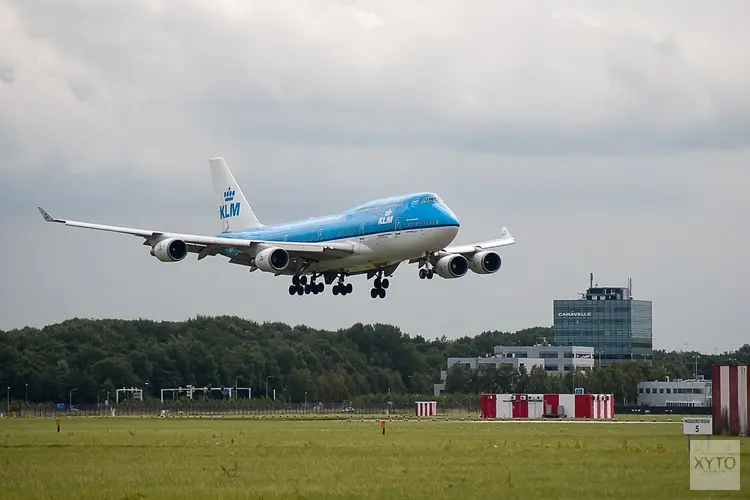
639;388;644;393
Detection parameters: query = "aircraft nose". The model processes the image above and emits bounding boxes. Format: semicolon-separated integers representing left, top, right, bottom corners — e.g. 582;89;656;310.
437;203;460;227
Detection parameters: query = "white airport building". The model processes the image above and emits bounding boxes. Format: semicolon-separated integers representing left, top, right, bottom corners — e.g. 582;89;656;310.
492;345;596;375
433;344;595;396
636;376;712;407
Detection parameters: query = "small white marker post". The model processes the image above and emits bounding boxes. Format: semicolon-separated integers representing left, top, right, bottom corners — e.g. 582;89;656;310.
682;416;712;451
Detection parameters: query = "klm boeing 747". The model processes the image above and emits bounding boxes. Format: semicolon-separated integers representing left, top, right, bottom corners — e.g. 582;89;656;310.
37;158;515;299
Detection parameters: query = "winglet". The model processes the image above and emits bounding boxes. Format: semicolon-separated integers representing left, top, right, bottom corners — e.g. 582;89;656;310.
499;226;514;242
37;207;61;223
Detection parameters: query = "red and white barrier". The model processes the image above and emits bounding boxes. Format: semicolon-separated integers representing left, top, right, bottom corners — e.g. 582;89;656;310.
712;365;749;436
480;392;614;419
415;401;437;417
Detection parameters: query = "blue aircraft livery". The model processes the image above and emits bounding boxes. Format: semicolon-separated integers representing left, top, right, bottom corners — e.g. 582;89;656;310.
37;157;516;299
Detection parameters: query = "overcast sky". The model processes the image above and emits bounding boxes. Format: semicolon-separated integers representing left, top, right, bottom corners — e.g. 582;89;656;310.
1;0;748;353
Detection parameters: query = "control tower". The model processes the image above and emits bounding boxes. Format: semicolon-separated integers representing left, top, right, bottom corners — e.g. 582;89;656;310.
553;273;653;366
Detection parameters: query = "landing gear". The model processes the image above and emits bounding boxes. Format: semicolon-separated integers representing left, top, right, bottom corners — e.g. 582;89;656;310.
289;274;325;296
332;274;352;296
419;254;435;279
370;270;389;299
419;268;434;280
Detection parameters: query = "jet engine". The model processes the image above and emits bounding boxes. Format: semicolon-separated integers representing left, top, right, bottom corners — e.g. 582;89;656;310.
434;254;469;279
254;247;291;273
469;251;502;274
151;238;189;262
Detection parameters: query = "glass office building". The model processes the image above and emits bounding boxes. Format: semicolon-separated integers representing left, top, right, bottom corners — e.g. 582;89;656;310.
553;278;653;365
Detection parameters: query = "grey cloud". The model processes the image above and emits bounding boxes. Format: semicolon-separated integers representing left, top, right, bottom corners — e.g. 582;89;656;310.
1;151;748;355
0;65;13;83
0;1;748;354
2;0;750;179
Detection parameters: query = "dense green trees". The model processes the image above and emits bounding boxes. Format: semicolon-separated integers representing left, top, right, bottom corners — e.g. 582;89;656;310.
1;316;747;405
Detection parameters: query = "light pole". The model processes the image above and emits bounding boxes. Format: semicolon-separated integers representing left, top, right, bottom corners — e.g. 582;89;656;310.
25;383;28;405
69;388;78;409
5;386;9;416
304;391;307;408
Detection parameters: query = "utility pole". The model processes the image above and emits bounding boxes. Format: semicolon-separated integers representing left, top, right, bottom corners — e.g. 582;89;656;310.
5;386;9;416
69;388;78;409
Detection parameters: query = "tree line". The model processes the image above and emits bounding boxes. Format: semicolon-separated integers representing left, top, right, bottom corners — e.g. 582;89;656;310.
0;316;747;405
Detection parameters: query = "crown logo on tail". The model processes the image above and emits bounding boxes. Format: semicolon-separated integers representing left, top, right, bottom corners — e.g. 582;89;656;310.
224;187;235;203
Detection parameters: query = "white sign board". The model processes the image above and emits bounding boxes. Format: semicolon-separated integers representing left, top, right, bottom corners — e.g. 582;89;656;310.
682;417;712;435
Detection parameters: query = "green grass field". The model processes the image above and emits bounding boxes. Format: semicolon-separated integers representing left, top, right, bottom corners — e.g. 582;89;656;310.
1;417;747;499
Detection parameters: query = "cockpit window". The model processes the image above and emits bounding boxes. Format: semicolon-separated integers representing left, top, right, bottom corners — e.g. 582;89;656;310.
422;196;438;203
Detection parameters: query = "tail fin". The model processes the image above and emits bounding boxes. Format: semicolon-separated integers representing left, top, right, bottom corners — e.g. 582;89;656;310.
209;157;263;233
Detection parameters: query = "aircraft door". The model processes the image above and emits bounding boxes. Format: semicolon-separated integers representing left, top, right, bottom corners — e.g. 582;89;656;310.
359;223;365;242
317;228;323;242
395;218;402;238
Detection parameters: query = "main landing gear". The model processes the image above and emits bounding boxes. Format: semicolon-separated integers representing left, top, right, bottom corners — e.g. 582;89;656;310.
332;274;353;296
370;270;389;299
288;274;325;296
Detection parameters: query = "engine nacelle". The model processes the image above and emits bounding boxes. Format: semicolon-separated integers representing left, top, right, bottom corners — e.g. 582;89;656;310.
254;247;290;273
434;254;469;279
151;238;188;262
469;251;502;274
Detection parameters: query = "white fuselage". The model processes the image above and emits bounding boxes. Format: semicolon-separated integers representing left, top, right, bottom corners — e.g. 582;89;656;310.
303;225;460;274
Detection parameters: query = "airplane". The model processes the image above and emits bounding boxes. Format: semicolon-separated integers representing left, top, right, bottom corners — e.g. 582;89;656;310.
37;157;515;299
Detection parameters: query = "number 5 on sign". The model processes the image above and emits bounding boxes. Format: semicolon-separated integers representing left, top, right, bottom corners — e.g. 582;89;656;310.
683;417;712;435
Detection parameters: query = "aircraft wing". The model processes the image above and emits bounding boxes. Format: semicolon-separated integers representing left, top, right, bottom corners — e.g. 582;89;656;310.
442;226;516;256
37;207;356;261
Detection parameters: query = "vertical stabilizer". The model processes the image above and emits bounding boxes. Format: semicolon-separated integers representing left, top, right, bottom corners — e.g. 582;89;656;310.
209;157;263;233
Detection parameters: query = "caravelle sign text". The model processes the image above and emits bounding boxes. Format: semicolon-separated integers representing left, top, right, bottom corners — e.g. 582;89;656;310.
557;312;592;317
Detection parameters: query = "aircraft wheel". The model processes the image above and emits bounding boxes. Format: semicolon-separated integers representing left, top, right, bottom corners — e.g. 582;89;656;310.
374;277;381;288
419;269;426;279
289;285;297;295
370;288;378;299
346;283;353;294
300;275;308;286
427;270;434;279
333;285;340;295
381;278;390;289
297;286;304;296
317;282;324;293
378;288;386;299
